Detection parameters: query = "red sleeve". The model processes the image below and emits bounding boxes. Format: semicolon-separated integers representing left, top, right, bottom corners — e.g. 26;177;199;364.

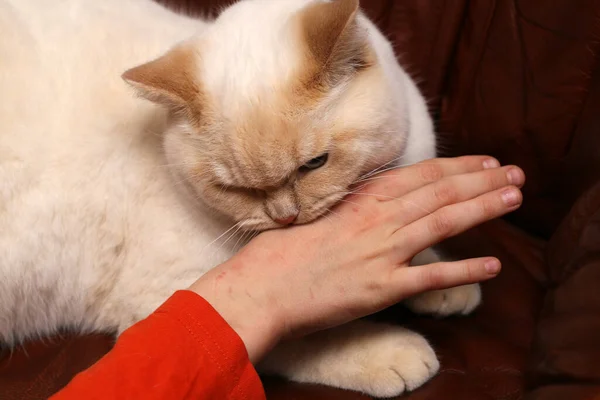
50;290;266;400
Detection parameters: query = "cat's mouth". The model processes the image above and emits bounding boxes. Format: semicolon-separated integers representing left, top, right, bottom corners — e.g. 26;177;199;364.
238;191;348;232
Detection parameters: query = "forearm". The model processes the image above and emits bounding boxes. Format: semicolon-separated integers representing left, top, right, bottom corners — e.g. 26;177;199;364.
189;256;283;363
51;290;265;400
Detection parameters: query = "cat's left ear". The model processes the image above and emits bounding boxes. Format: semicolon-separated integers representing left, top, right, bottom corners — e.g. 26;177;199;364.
122;44;202;113
296;0;371;82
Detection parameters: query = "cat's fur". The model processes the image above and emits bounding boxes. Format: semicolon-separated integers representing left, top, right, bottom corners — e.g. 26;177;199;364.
0;0;480;397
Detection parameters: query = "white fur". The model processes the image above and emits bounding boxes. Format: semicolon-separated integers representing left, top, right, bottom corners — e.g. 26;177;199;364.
0;0;478;397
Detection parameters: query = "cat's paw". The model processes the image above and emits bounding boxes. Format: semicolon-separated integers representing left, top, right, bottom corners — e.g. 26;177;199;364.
262;322;440;398
405;283;481;317
337;327;440;397
315;325;440;397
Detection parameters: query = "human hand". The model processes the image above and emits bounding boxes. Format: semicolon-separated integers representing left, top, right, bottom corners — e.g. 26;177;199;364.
189;156;525;362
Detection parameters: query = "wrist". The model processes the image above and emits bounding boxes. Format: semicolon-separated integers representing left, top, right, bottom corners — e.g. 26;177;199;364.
188;259;283;363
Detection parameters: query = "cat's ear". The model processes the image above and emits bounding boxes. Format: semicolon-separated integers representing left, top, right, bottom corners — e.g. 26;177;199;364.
122;44;202;112
297;0;371;77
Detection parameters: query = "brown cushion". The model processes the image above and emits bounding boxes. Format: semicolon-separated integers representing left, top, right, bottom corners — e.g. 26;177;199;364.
0;334;113;400
436;0;600;238
528;182;600;397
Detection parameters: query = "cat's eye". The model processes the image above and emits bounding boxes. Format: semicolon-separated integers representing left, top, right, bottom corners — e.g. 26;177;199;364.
300;153;329;172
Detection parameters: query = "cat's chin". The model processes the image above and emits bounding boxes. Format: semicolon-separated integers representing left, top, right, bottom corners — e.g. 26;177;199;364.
235;210;333;232
239;220;279;232
238;219;299;232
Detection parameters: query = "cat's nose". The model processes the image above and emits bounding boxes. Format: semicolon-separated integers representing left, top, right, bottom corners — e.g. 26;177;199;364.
274;213;298;226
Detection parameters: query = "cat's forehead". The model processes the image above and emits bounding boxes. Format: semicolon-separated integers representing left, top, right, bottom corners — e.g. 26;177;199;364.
200;1;309;112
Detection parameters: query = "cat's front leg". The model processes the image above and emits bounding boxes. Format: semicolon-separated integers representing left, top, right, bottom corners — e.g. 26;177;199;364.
404;248;482;316
258;320;439;398
110;270;205;336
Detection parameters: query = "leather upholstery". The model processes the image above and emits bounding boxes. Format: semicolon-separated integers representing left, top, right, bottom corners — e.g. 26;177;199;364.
2;1;599;399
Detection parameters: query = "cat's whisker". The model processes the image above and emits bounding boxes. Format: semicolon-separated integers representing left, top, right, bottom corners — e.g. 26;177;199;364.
325;207;343;220
233;227;254;251
244;230;260;245
349;182;371;193
198;222;242;257
355;163;413;183
352;174;409;185
360;155;404;177
358;155;407;180
356;165;408;184
210;223;245;259
319;210;336;225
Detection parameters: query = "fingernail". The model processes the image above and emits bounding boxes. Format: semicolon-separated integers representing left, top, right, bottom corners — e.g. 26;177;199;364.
485;259;501;274
501;188;521;207
483;158;500;169
507;168;524;186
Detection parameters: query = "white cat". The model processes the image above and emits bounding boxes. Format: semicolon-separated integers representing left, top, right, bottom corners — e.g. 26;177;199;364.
0;0;480;397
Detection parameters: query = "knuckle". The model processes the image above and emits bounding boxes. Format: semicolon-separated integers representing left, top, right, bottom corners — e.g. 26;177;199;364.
354;208;386;235
463;261;475;282
457;155;483;171
390;231;416;261
366;278;385;293
422;266;444;289
487;169;507;189
458;155;478;166
433;182;457;204
429;210;454;237
353;216;375;236
372;206;389;225
479;196;498;218
418;162;444;183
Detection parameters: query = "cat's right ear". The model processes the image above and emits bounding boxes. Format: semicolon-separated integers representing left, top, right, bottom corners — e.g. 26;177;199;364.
122;44;202;115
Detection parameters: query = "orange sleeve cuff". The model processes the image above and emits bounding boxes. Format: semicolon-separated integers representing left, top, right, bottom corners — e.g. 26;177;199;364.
51;290;266;400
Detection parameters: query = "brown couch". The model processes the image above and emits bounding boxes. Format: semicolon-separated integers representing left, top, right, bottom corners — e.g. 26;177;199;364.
2;1;599;399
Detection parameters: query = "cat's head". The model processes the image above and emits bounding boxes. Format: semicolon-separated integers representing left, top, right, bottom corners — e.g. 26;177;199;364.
123;0;416;230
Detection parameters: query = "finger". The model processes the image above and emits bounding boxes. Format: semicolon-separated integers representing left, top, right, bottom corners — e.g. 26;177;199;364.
393;186;522;259
381;165;525;226
352;156;501;200
392;257;501;299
